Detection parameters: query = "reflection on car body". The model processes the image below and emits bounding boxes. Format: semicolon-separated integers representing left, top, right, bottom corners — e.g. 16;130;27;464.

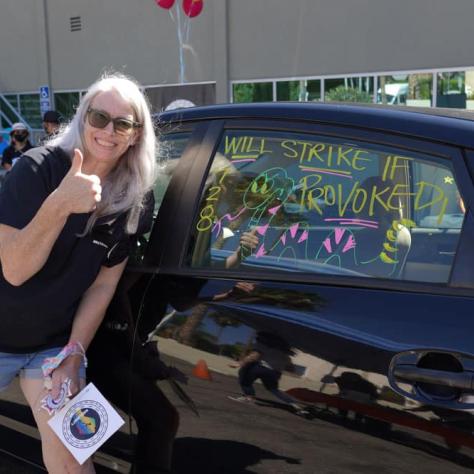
1;103;474;473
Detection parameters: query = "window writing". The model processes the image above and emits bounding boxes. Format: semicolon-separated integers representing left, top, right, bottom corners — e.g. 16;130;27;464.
187;130;463;283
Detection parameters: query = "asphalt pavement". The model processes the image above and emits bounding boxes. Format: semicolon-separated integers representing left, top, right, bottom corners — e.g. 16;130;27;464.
1;355;474;474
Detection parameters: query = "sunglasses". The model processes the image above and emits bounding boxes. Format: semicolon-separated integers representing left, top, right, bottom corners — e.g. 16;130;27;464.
86;108;142;136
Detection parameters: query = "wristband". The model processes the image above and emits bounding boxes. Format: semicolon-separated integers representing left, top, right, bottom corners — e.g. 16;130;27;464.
41;341;88;378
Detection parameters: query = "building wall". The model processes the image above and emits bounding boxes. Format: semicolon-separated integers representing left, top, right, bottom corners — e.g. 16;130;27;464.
228;0;474;80
0;0;473;99
0;0;49;92
0;0;217;93
45;0;216;90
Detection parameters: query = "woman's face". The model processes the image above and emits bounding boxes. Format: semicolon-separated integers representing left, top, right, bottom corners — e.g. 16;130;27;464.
83;89;139;170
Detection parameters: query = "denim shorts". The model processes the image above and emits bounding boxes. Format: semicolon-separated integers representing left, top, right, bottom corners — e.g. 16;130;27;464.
0;347;87;391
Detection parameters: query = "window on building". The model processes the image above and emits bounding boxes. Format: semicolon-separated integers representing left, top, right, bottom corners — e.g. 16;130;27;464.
232;82;273;103
0;95;19;128
19;94;41;129
325;77;373;103
377;74;433;107
436;71;467;109
276;80;321;102
54;92;81;121
465;71;474;110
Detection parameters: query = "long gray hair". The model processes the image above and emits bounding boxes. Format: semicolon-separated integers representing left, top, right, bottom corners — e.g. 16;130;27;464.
48;72;157;234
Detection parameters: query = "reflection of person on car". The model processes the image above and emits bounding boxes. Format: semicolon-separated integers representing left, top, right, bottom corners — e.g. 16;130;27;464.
228;332;308;415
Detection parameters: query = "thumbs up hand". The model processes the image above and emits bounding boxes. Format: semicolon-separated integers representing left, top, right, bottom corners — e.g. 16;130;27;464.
54;148;102;214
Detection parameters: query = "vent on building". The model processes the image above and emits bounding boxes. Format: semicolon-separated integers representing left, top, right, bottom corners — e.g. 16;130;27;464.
70;16;82;32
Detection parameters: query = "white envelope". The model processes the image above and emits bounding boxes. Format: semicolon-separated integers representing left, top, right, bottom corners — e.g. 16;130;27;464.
47;382;125;465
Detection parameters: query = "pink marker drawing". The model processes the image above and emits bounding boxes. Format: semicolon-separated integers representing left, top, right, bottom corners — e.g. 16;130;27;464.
323;238;332;253
298;230;308;243
334;227;346;244
255;244;266;258
324;218;379;229
342;235;356;253
268;204;282;215
256;224;269;236
289;223;300;238
212;207;246;236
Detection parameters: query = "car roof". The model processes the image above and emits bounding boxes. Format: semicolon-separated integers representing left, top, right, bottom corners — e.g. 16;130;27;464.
157;102;474;148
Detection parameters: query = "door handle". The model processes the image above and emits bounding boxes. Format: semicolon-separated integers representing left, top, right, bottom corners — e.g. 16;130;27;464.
393;364;474;390
389;350;474;409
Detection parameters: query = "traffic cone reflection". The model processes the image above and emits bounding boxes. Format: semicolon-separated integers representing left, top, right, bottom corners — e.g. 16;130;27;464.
192;359;212;381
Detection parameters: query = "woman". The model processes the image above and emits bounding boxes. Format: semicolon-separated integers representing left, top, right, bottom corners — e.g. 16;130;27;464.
1;122;33;170
0;72;157;473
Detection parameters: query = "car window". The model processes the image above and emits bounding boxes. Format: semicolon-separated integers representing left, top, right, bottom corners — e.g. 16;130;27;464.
154;131;191;213
132;131;191;263
186;129;464;283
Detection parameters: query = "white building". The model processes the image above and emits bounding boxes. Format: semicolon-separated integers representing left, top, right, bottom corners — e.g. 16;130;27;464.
1;0;474;137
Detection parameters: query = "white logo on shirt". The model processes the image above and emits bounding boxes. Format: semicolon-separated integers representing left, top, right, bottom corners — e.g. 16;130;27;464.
106;242;119;259
92;240;109;249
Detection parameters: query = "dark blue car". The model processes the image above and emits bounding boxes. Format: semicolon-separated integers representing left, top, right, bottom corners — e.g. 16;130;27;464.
1;103;474;473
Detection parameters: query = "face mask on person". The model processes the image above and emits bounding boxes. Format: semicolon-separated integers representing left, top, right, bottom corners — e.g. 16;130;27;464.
13;132;28;142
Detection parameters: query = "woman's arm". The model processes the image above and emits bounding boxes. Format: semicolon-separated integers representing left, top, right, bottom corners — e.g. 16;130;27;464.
0;149;101;286
0;194;69;286
51;258;128;398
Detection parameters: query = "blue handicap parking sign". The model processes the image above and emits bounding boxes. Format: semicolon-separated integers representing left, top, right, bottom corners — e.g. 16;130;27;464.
40;86;50;100
40;86;51;115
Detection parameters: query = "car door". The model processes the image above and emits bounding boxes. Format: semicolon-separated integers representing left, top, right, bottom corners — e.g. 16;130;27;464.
137;115;474;474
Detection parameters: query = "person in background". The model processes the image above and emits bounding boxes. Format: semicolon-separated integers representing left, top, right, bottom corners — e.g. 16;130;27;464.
1;122;33;170
40;110;62;144
228;331;309;416
0;72;157;473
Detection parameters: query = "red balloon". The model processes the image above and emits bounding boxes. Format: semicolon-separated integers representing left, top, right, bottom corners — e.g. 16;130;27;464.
156;0;175;9
182;0;203;18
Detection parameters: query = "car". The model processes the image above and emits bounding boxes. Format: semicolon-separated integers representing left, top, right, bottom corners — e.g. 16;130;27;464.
1;102;474;473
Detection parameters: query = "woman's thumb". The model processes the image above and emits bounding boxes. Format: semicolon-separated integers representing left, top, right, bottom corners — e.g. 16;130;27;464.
69;148;83;174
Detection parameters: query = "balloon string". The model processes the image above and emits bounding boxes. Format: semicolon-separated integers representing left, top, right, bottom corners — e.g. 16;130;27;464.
176;4;185;82
168;8;176;24
185;16;191;43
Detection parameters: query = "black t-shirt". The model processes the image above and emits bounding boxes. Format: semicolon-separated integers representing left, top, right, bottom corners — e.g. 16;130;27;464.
1;142;33;167
0;146;154;353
